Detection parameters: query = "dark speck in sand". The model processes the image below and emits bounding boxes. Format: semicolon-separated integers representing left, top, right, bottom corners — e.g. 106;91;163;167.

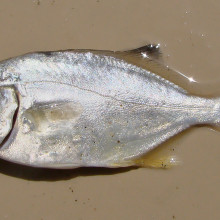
69;187;74;193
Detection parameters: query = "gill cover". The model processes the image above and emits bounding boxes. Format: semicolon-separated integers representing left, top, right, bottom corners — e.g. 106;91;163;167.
0;87;18;144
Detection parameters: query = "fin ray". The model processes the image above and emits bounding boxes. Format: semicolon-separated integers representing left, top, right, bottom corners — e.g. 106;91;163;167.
125;44;162;61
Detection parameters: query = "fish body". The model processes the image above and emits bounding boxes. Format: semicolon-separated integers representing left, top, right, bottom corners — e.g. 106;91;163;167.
0;46;218;168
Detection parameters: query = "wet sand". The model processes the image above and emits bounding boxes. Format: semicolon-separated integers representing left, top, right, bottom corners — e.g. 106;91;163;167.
0;0;219;219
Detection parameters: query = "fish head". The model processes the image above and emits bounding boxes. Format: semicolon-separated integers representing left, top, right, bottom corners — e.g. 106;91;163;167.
0;86;85;168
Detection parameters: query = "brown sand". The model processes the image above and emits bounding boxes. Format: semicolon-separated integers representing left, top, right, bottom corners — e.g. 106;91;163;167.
0;0;219;219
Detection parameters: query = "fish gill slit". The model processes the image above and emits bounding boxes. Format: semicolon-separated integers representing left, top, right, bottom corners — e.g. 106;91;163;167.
0;87;19;148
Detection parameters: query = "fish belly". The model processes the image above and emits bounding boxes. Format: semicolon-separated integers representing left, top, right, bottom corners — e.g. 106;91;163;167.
0;82;197;168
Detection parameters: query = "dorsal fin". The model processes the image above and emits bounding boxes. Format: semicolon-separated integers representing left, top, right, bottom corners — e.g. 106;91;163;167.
71;47;190;94
63;47;214;96
125;44;162;61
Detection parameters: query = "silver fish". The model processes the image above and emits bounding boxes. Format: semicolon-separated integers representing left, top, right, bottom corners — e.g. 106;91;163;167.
0;45;218;168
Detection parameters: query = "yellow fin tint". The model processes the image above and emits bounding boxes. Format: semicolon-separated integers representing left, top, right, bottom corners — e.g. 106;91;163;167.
133;145;181;169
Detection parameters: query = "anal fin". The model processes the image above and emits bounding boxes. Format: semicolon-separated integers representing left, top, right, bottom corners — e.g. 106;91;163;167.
133;145;180;169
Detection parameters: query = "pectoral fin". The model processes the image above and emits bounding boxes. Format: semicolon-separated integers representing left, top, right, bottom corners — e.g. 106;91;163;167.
23;101;83;134
0;87;18;145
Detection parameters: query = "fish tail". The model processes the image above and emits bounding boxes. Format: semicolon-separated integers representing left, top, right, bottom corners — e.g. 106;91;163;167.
187;96;220;127
197;97;220;127
210;97;220;127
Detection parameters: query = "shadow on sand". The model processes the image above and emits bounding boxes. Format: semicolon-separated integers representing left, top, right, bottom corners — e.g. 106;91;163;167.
0;159;136;181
